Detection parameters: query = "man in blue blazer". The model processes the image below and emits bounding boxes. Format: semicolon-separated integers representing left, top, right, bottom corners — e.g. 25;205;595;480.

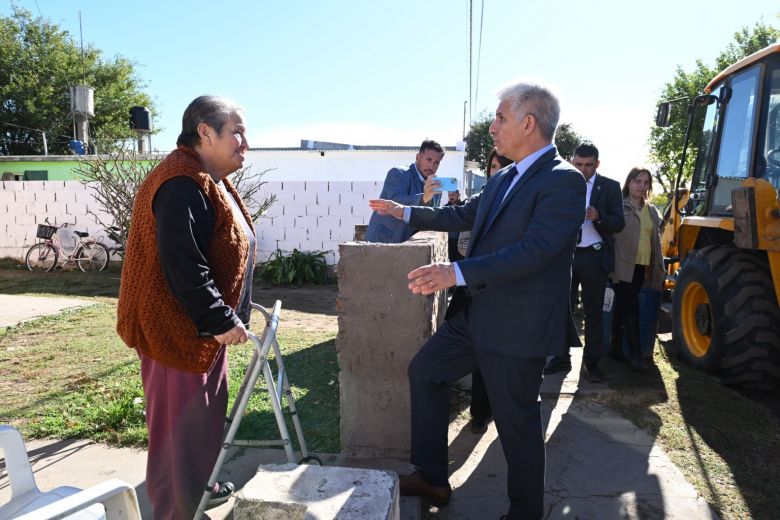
369;81;585;519
364;140;444;243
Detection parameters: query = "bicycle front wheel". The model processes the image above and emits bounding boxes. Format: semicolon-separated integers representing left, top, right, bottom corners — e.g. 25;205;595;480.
75;242;109;272
26;243;58;272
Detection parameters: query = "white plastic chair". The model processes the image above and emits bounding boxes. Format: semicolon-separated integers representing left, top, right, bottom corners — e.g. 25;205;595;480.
0;425;141;520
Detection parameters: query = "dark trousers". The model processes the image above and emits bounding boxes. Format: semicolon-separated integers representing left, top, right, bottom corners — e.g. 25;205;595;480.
139;348;228;520
409;308;546;520
469;369;492;420
568;247;608;364
613;265;646;333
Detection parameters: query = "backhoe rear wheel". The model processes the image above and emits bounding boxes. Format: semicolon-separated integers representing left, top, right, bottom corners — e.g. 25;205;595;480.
672;246;780;390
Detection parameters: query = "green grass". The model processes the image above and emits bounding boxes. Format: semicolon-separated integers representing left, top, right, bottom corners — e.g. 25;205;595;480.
595;346;780;520
0;261;340;453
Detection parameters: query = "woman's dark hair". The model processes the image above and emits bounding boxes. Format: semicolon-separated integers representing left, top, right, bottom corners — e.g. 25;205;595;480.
486;147;512;177
622;167;653;200
176;95;243;148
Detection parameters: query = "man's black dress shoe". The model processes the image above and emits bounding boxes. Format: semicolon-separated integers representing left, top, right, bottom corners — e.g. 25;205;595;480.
206;481;234;508
543;355;572;375
583;363;604;383
399;471;452;507
470;417;490;434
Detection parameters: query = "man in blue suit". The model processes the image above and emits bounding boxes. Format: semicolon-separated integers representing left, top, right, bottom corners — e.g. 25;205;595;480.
369;81;585;519
364;140;444;243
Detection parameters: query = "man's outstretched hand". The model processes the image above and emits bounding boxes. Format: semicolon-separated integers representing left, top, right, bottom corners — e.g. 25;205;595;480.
368;199;405;220
407;263;456;295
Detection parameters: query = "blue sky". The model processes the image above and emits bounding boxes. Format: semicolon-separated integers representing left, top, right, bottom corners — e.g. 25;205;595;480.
5;0;778;181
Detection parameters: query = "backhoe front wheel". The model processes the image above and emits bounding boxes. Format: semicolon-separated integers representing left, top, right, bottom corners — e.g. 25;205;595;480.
672;246;780;390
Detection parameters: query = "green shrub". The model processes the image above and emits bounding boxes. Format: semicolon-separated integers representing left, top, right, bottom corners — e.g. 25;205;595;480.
259;249;330;286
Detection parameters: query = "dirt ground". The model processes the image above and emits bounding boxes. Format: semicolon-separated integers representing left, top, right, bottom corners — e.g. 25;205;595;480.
251;284;338;333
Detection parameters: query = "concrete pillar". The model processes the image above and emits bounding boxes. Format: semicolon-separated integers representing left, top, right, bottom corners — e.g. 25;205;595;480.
336;231;448;458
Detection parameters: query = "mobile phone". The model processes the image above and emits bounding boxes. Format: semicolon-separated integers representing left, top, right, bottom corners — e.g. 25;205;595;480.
436;177;458;192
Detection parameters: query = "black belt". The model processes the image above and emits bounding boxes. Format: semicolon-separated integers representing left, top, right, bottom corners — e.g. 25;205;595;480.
576;242;603;252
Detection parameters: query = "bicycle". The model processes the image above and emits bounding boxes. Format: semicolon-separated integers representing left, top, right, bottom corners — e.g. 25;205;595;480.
25;219;110;272
104;225;126;259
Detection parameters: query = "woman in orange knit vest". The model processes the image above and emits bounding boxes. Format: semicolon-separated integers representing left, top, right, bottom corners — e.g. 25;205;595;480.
117;96;255;519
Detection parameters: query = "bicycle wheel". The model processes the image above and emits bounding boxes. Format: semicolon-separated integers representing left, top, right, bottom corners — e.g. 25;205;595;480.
26;243;58;272
75;242;109;272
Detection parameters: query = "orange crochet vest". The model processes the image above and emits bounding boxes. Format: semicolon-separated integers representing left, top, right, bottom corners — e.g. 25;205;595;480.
116;146;253;373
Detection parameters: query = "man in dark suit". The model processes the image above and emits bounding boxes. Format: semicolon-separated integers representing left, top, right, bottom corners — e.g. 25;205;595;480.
364;140;444;243
369;81;585;519
543;142;625;382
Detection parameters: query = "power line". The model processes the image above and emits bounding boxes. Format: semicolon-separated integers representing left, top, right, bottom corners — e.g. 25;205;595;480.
474;0;485;119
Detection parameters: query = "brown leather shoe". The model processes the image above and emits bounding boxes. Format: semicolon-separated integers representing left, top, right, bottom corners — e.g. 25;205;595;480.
398;471;452;507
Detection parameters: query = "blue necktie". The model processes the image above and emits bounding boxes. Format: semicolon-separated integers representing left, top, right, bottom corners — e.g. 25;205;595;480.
485;166;518;226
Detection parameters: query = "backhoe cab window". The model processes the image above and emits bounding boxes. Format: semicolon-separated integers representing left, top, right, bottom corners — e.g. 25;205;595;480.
711;66;760;214
691;87;721;195
761;66;780;189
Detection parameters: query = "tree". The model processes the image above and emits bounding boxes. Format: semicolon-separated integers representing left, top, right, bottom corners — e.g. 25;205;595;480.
648;21;779;194
554;123;583;160
464;113;494;171
0;7;154;155
74;150;277;250
465;112;584;171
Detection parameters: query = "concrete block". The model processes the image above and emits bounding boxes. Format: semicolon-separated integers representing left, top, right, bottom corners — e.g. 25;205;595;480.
317;191;341;205
331;227;355;243
67;202;88;216
293;190;318;205
263;230;285;244
283;204;308;217
306;203;329;217
337;232;448;458
46;202;68;216
0;190;15;204
281;181;306;193
263;203;284;218
305;181;329;193
34;191;56;203
55;191;77;203
263;181;283;194
73;190;95;204
271;216;295;232
284;227;308;242
2;181;24;191
328;182;352;195
15;214;35;226
64;181;86;191
340;192;365;208
352;181;382;197
340;216;366;229
307;228;329;243
322;240;340;253
41;180;66;190
14;190;36;203
234;463;399;520
294;216;318;230
317;216;341;230
329;204;353;217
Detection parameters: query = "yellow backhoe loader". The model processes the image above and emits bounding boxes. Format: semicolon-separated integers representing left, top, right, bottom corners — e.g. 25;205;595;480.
657;43;780;390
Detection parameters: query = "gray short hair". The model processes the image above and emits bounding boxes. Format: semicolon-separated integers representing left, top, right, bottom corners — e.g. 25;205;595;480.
176;95;243;148
496;81;560;141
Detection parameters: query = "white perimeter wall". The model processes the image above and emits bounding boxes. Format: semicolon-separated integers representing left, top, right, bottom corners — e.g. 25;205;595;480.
0;150;464;265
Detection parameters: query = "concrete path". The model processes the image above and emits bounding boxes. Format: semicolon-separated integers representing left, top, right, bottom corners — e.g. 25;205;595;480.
0;295;718;519
0;294;94;328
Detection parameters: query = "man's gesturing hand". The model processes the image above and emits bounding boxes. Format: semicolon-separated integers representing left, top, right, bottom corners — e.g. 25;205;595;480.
214;323;248;345
368;199;405;220
407;263;456;295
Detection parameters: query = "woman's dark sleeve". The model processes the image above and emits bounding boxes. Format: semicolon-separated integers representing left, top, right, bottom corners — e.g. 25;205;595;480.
152;177;241;336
